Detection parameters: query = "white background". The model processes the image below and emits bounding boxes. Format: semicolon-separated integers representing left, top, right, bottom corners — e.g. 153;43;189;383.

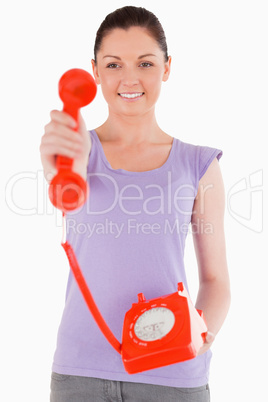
1;0;267;401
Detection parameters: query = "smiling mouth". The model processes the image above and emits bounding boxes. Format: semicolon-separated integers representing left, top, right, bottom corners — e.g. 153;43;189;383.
118;92;144;99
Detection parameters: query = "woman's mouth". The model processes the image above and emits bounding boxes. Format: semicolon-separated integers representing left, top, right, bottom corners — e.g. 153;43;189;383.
118;92;144;100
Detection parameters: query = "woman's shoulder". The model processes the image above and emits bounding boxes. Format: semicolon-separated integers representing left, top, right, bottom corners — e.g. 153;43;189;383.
171;135;223;181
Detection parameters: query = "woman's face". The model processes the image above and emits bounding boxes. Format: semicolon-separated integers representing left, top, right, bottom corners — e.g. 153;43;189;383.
92;26;171;118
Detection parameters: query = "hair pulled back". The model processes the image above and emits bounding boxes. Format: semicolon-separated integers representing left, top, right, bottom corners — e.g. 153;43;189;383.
94;6;169;63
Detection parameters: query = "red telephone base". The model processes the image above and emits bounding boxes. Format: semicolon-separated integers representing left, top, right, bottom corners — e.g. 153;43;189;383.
49;170;89;213
121;283;207;374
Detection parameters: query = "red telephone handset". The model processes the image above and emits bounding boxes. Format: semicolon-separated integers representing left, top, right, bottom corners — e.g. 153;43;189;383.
48;68;97;212
49;69;207;375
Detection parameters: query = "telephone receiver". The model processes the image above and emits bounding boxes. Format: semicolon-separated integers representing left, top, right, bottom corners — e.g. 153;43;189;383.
49;69;207;375
48;68;97;212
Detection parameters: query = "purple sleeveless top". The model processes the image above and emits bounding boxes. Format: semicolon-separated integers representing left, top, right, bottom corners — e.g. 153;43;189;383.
52;130;222;388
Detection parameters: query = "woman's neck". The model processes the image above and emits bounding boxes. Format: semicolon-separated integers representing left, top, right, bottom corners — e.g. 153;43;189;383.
96;108;167;146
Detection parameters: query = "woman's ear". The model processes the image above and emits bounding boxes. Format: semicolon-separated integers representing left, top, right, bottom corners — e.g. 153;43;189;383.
91;59;101;85
162;55;172;82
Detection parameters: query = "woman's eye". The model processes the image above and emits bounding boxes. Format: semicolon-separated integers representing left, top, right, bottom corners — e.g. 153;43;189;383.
140;62;153;68
107;63;120;69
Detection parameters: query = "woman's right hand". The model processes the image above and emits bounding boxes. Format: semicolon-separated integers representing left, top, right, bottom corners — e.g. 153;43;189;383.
39;110;91;183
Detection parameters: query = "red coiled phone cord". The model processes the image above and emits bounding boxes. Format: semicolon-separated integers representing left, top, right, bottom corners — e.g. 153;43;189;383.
61;212;121;355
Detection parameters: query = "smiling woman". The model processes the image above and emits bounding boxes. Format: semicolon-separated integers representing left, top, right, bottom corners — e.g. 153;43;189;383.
40;5;230;402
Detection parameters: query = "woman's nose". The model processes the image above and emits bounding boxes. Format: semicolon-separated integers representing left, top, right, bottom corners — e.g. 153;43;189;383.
121;68;139;87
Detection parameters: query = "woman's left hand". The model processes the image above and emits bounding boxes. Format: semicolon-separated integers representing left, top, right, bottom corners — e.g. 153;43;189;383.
197;331;215;356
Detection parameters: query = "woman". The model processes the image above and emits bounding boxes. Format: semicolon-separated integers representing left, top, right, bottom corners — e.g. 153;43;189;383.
40;6;230;402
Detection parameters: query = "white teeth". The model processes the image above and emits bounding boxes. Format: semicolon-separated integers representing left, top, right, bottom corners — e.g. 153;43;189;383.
119;93;144;99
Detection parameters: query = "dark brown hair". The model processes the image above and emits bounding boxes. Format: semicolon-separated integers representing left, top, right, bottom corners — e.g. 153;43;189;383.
93;6;169;63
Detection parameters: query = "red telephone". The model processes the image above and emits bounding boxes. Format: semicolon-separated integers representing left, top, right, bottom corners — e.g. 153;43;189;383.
48;68;97;212
49;69;208;375
121;282;207;373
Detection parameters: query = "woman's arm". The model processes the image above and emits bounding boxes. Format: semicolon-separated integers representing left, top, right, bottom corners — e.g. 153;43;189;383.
191;157;231;355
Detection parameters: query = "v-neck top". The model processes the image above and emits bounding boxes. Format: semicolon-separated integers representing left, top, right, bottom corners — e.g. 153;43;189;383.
91;129;176;176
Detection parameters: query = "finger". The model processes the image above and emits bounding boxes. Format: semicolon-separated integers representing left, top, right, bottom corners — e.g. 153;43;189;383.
40;142;82;160
204;331;215;344
44;121;83;144
50;109;77;128
42;132;83;152
41;134;83;157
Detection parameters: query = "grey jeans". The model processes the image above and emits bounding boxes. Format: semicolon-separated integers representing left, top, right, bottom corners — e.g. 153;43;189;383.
50;372;210;402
